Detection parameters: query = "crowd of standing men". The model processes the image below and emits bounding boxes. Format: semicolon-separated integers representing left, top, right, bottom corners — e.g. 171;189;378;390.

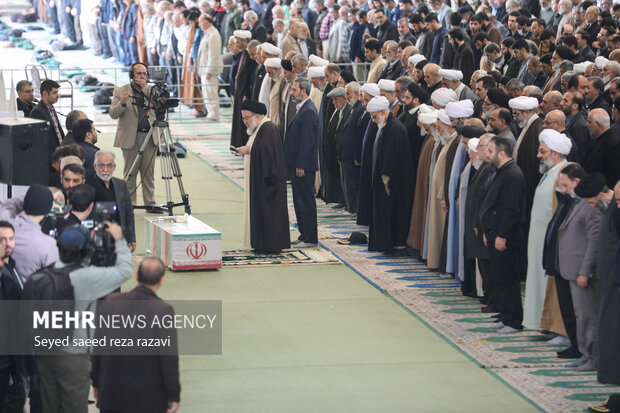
26;0;620;408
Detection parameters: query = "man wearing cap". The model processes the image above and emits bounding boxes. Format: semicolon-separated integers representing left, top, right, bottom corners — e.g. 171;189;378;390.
439;69;477;103
236;100;290;253
320;87;351;205
339;82;370;213
0;185;59;282
231;30;258;147
285;78;319;248
366;96;414;255
478;136;527;334
427;109;458;270
523;129;570;332
356;83;382;226
510;95;544;216
197;14;224;122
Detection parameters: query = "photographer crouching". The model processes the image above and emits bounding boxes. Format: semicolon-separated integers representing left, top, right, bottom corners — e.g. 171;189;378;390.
109;62;164;213
22;221;133;412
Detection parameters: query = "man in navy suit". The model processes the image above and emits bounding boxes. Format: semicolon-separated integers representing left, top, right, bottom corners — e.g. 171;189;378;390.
284;78;319;248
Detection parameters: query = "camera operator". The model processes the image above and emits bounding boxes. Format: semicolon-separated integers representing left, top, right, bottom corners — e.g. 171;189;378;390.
109;62;164;213
55;184;95;235
0;185;58;281
35;222;133;413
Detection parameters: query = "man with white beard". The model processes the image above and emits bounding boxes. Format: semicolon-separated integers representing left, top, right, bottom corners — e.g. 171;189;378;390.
523;129;571;333
264;57;287;131
236;100;290;252
309;66;328;110
602;60;620;92
86;151;136;252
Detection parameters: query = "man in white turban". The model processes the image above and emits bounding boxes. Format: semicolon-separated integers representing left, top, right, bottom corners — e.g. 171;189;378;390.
365;96;415;256
445;100;475;123
430;88;457;109
522;128;570;333
439;69;477;102
360;83;380;106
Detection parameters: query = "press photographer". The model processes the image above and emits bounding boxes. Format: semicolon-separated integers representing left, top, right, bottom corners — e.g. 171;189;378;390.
22;222;133;413
109;62;164;213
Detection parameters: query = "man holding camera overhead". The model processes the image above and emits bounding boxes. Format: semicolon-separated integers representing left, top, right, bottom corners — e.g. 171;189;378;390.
110;62;164;214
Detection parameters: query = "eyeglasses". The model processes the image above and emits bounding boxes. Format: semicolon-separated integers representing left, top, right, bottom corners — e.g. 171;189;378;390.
241;115;255;122
96;163;115;170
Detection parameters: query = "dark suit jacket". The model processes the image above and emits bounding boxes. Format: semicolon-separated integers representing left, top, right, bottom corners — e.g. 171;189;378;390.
379;60;404;81
284;99;319;171
583;128;620;188
339;101;370;165
377;20;399;44
30;100;64;160
478;160;526;242
417;30;434;59
566;111;591;163
86;173;136;243
251;23;267;42
589;95;612;117
60;131;74;146
91;285;180;413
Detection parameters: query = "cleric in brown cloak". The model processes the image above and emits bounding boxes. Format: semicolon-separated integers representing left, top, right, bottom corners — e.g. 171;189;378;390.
236;100;290;253
231;31;258;147
366;96;415;254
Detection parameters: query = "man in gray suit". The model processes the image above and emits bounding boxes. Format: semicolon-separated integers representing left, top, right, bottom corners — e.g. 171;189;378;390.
109;62;163;213
557;164;603;372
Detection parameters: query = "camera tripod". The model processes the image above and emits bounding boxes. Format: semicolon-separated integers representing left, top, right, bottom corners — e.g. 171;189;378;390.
125;118;191;216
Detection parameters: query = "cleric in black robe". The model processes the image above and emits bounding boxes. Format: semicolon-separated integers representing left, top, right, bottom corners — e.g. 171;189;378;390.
237;100;290;253
398;82;430;196
366;96;415;254
320;87;351;204
231;31;258;148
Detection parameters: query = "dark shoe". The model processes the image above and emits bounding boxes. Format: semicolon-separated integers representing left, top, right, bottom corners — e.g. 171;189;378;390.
146;205;166;214
331;203;345;209
589;394;620;413
481;305;500;313
557;346;582;359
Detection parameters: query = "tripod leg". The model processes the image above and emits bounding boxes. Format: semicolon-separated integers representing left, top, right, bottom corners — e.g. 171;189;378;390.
155;127;175;216
163;128;191;215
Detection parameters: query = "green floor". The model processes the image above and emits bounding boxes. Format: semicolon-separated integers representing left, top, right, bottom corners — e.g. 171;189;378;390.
102;134;538;412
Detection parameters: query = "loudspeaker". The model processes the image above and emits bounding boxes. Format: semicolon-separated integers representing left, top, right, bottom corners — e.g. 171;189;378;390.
0;118;50;187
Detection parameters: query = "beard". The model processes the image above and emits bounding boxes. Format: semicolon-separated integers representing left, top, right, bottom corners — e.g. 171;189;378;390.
439;130;451;145
518;118;527;128
552;63;559;71
538;156;555;174
97;171;113;182
481;108;493;120
603;74;612;84
246;117;259;135
348;97;357;105
375;114;386;128
404;102;414;111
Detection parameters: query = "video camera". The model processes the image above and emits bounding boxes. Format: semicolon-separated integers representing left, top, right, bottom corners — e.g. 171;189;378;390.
81;202;120;267
132;66;178;121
